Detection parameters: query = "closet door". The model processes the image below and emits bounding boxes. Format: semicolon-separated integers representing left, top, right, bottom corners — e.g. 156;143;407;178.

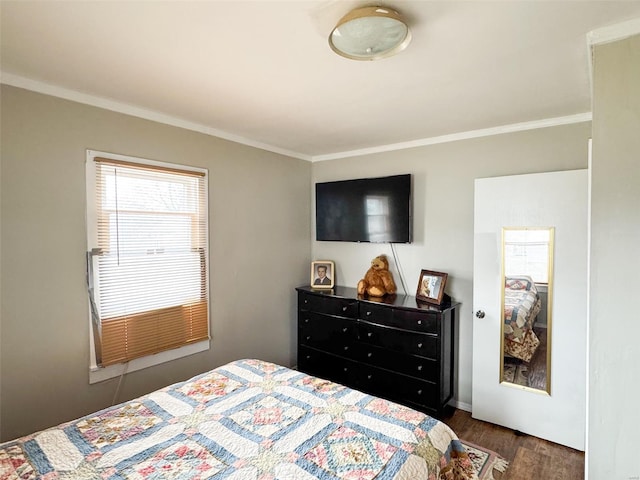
472;170;587;450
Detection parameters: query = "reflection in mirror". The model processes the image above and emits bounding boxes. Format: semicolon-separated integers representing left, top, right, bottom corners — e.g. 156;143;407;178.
501;227;554;394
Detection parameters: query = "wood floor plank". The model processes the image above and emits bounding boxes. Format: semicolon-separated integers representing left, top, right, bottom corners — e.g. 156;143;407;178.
441;409;585;480
504;447;550;480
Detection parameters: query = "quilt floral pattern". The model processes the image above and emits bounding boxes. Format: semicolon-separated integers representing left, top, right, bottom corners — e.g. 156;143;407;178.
504;276;542;362
0;359;477;480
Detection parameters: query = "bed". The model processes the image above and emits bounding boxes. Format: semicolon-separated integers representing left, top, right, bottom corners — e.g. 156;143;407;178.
0;359;477;480
503;276;542;363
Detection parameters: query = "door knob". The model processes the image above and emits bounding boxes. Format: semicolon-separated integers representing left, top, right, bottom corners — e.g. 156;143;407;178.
475;310;485;319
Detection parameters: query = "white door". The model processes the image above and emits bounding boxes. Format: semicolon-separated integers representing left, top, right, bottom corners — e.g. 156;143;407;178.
472;170;587;450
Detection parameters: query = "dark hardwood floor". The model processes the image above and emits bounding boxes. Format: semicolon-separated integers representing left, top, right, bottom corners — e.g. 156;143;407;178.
526;326;548;390
442;409;585;480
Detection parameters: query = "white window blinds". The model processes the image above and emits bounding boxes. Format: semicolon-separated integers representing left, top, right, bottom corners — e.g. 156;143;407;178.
90;157;209;367
503;229;552;284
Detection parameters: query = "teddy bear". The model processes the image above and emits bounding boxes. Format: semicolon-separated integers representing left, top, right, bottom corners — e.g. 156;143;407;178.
357;254;397;297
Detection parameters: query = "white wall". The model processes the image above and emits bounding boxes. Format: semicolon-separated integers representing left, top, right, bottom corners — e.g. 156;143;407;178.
311;124;590;409
0;97;2;440
589;34;640;479
0;85;312;441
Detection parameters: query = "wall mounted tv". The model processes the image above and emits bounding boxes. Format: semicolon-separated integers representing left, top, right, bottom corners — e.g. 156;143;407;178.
315;174;412;243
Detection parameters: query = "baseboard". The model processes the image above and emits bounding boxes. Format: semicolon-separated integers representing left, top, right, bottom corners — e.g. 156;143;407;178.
453;400;472;412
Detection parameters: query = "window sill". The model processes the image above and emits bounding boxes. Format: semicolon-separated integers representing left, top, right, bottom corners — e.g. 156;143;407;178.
89;339;210;384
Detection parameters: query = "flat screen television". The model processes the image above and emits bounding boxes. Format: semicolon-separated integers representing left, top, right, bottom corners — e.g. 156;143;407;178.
315;174;412;243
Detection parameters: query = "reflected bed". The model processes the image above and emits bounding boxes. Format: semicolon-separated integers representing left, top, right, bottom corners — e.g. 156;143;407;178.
0;359;477;479
503;276;542;363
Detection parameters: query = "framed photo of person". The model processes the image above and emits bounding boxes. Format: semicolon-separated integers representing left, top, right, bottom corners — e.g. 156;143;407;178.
311;261;335;289
416;269;448;305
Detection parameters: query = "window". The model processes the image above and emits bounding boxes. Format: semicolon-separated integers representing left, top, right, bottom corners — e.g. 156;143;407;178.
503;228;551;284
86;151;209;376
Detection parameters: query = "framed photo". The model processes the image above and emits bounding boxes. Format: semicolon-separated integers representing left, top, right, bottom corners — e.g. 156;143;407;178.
416;269;448;305
311;261;335;289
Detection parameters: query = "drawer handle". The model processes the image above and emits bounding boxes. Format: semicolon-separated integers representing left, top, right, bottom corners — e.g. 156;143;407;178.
417;365;423;371
306;336;311;341
367;352;373;358
367;332;373;338
343;367;348;372
367;374;373;380
342;306;348;312
417;320;422;325
417;389;423;396
304;299;308;304
366;311;372;316
417;342;423;348
342;327;348;333
343;346;349;351
306;355;311;360
304;318;309;323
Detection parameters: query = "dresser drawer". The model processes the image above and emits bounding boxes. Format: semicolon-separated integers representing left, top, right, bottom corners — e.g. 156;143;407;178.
359;302;393;323
358;321;438;359
393;309;439;334
354;342;439;382
297;346;359;386
360;303;438;334
355;364;438;408
298;291;358;318
299;313;356;358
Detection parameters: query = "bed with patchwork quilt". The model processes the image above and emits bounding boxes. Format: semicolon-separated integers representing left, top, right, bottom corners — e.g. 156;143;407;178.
0;359;477;480
503;276;542;362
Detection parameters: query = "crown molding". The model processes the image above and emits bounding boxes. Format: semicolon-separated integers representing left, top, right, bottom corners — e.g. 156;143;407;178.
586;18;640;103
2;71;593;164
311;113;592;162
0;72;312;162
587;17;640;47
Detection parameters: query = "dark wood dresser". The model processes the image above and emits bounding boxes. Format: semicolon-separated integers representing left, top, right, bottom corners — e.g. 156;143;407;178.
296;285;459;418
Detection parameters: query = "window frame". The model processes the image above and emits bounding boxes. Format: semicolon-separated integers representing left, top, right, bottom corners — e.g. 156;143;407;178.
86;150;210;384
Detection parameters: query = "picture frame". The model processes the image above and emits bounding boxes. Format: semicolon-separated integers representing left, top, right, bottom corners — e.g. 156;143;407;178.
311;261;335;289
416;269;448;305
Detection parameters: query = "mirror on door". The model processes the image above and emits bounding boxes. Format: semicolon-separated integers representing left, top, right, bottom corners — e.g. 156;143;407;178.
500;227;554;394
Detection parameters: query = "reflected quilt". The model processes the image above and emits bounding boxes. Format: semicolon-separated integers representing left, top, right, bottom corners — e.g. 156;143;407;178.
0;359;478;480
504;276;542;362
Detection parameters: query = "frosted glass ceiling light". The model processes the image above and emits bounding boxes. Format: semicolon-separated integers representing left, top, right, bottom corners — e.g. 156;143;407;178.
329;6;411;61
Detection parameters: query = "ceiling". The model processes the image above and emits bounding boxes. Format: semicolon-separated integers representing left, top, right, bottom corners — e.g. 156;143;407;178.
2;1;640;161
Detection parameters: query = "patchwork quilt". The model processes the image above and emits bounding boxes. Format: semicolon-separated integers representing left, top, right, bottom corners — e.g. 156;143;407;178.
504;276;542;362
0;359;478;480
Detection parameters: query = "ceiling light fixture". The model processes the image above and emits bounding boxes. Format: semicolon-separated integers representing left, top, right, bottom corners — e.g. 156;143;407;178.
328;6;411;61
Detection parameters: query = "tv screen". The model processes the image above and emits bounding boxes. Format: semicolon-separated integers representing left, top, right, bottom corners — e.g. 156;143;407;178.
315;174;412;243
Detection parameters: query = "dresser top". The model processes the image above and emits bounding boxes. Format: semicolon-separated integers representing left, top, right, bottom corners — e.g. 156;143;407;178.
296;285;460;313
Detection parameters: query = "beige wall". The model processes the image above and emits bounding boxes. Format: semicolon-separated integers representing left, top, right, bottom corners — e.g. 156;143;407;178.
0;82;598;447
0;85;311;441
589;34;640;479
311;123;591;408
